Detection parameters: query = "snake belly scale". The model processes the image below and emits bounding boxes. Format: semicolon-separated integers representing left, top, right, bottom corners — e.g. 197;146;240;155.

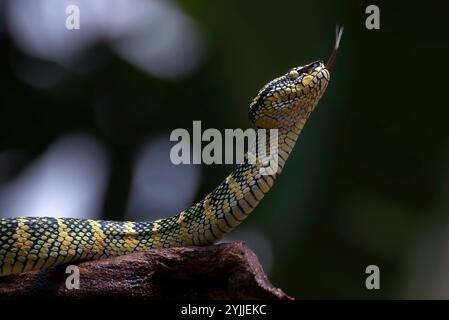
0;61;331;277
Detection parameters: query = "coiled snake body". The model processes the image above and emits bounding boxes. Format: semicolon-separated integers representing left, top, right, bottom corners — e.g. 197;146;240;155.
0;60;332;277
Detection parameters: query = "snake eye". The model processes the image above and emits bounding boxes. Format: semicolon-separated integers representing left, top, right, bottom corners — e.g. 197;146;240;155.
288;69;299;80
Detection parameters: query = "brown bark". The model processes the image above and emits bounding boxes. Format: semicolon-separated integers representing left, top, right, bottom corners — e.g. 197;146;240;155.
0;242;293;300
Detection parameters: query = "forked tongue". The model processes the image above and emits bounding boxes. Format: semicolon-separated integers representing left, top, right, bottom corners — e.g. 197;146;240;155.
326;25;344;69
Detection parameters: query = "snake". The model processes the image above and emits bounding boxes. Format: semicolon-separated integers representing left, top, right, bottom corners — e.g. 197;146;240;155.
0;28;343;277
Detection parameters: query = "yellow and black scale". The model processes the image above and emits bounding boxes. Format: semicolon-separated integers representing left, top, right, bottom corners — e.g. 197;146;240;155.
0;61;330;277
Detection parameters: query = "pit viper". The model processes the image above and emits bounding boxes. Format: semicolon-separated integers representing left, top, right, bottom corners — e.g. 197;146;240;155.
0;28;343;277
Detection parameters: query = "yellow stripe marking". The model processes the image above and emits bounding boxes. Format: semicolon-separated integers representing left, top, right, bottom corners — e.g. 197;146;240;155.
177;211;193;245
203;195;219;242
56;218;74;265
227;175;243;200
203;195;217;225
124;221;139;252
152;219;162;249
11;218;32;274
88;220;107;258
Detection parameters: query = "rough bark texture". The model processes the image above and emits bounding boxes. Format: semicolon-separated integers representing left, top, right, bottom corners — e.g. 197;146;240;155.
0;242;293;300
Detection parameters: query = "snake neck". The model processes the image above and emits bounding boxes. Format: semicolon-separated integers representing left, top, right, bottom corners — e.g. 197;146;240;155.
149;107;315;248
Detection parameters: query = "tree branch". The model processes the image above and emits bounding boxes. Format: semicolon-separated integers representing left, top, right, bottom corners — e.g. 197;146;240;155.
0;242;293;300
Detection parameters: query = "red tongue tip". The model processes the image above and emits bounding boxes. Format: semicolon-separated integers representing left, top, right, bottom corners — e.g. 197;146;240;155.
326;25;344;70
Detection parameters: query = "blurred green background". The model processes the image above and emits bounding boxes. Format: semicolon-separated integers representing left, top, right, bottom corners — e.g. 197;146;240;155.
1;0;448;299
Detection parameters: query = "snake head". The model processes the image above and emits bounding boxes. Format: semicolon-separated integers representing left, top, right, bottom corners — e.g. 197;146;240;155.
248;61;330;128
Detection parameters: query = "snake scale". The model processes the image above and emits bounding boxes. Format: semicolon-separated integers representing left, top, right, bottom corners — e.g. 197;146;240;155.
0;29;342;277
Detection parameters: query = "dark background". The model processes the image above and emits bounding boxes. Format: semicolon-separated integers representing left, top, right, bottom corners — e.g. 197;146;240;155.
1;0;448;299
